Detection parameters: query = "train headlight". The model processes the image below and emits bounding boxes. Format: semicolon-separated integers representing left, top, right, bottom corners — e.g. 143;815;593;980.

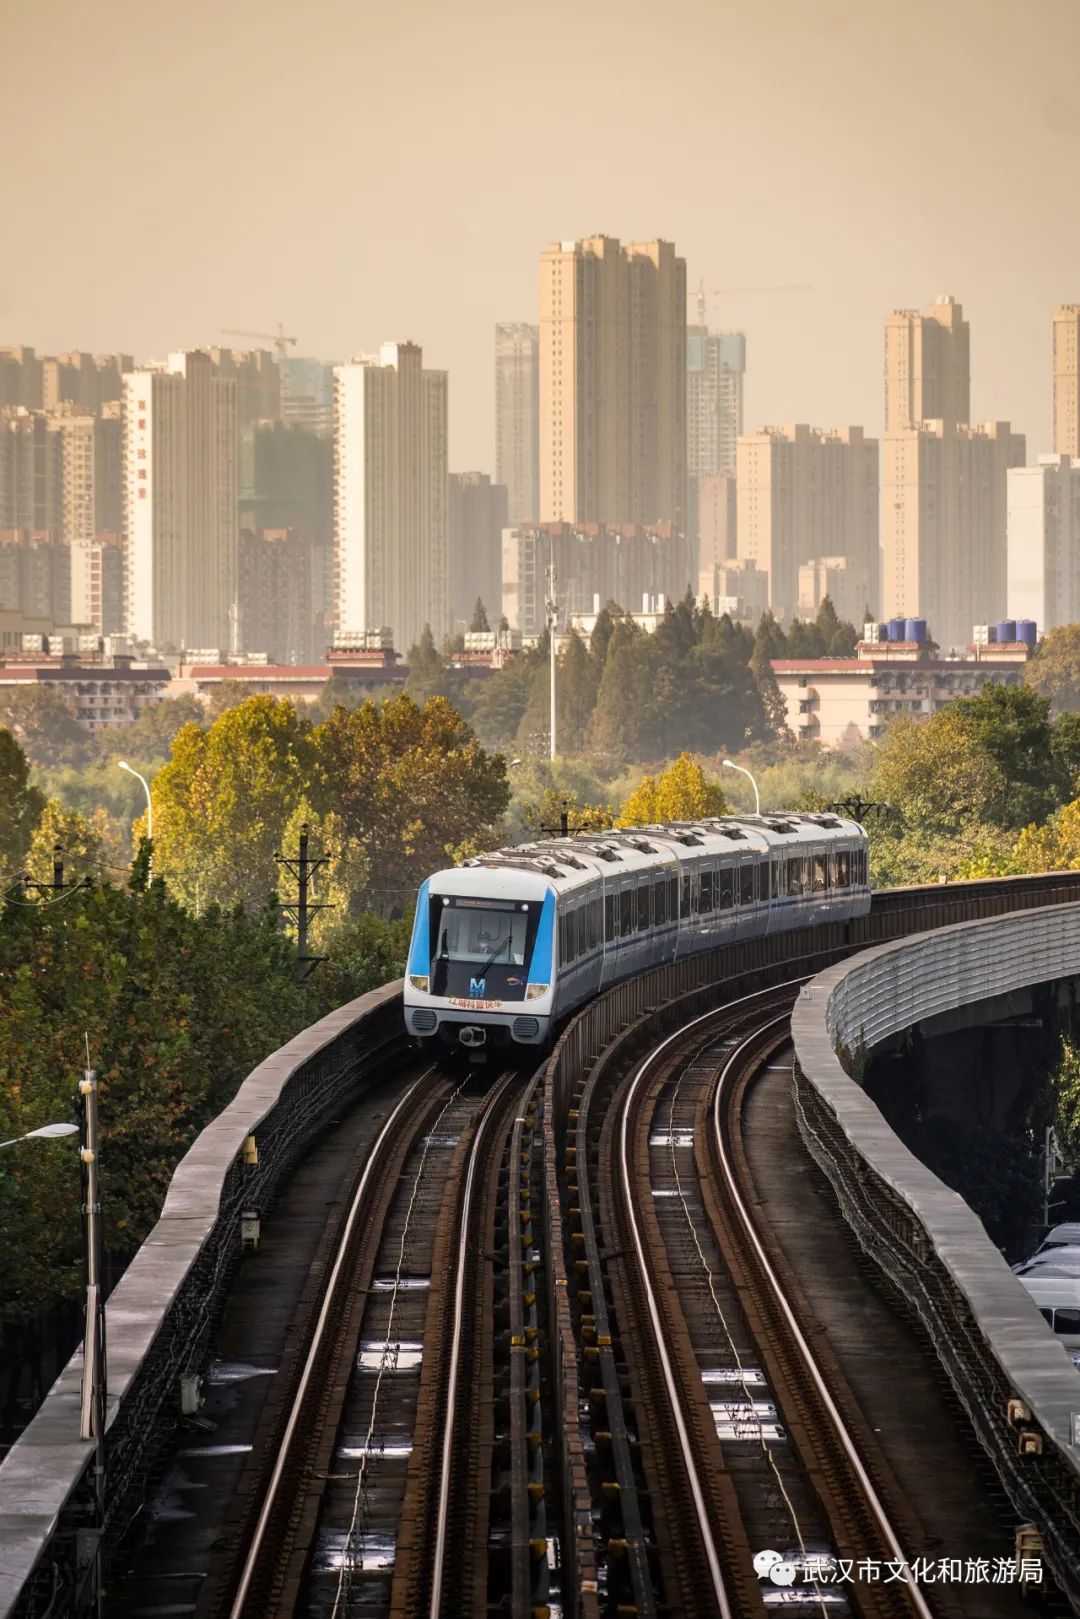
408;974;430;993
525;983;549;1000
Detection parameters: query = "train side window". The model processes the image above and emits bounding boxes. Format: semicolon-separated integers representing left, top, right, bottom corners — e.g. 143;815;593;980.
786;858;804;897
637;884;650;931
700;868;714;912
1054;1308;1080;1335
761;861;770;901
591;897;601;949
681;874;694;915
836;850;850;887
669;875;679;919
813;855;827;892
620;887;634;936
772;855;783;899
719;864;734;908
654;879;667;925
605;892;615;942
558;912;567;964
740;864;754;905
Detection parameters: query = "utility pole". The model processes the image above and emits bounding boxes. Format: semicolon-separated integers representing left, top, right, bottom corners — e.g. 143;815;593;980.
546;556;558;761
78;1056;106;1619
24;844;91;899
276;824;332;981
539;798;606;839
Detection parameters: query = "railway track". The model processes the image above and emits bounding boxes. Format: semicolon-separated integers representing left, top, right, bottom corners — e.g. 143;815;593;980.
564;982;971;1618
192;1063;547;1619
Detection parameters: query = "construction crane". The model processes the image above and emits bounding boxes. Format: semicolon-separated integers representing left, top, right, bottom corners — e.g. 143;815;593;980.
221;322;298;361
694;279;812;326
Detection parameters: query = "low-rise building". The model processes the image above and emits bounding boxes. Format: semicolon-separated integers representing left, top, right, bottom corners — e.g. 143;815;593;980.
502;521;694;638
772;635;1030;748
0;640;169;730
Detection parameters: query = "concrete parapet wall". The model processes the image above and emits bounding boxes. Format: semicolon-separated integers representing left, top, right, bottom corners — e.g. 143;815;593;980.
791;908;1080;1608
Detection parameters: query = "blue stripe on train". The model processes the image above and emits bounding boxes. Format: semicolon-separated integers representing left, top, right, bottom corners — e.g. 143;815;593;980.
406;879;431;977
528;890;555;986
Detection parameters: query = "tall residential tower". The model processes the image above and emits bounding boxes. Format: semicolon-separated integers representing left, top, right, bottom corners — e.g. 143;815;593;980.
124;351;238;651
1053;305;1080;460
495;323;539;525
334;341;448;653
539;236;687;531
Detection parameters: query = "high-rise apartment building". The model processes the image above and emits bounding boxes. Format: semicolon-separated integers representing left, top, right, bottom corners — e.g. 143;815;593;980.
881;419;1024;646
1007;455;1080;631
0;531;71;621
495;323;539;525
209;348;281;427
736;425;878;620
2;403;123;543
539;236;687;531
70;534;124;635
884;296;970;431
51;403;124;543
41;352;132;413
0;347;43;409
687;328;744;479
124;352;238;651
448;471;508;631
502;522;694;638
881;292;1023;646
1053;306;1080;460
334;341;448;653
283;357;335;437
0;409;62;534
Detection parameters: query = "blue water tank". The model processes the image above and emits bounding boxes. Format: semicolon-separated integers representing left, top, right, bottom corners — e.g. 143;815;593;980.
1017;619;1037;648
996;620;1017;644
886;617;905;642
904;618;927;643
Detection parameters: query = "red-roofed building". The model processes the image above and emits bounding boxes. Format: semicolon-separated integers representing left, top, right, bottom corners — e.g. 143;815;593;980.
771;636;1031;748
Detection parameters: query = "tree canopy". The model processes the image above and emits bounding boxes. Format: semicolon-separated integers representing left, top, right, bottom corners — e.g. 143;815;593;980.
0;730;45;875
1026;623;1080;713
617;753;728;825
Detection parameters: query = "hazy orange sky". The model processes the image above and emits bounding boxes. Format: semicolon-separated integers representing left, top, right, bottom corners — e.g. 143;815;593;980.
3;0;1078;468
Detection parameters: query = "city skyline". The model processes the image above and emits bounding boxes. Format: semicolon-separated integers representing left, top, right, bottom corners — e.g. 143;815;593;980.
4;0;1079;470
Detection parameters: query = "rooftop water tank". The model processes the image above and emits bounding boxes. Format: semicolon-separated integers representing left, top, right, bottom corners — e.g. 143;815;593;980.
886;617;905;642
1017;619;1037;648
996;620;1017;645
904;618;927;643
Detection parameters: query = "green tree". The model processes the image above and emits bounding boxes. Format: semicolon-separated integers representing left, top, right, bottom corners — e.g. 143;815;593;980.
468;650;537;747
1026;623;1080;712
1052;711;1080;802
25;802;126;885
92;694;205;763
869;709;1007;840
312;693;509;911
0;730;45;875
0;686;88;768
470;598;491;633
949;683;1060;827
276;795;370;948
555;630;600;754
152;696;315;911
405;624;450;705
204;679;255;721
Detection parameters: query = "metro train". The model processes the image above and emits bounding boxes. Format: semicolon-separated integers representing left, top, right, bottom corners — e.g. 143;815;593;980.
403;813;870;1057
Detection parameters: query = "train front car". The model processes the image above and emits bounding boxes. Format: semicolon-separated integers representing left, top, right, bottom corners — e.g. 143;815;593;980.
404;865;555;1057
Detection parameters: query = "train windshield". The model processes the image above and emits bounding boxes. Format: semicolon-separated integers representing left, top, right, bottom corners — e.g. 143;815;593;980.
429;896;543;1001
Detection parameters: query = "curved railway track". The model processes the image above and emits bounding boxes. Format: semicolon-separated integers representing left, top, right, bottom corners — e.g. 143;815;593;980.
569;982;970;1618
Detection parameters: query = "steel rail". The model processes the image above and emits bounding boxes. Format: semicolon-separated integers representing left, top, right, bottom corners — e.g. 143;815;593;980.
228;1071;429;1619
712;1016;938;1619
427;1067;522;1619
614;980;809;1619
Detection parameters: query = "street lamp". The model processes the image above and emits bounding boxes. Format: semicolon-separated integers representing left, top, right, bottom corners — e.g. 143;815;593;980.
0;1121;79;1150
722;759;761;816
118;761;152;871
